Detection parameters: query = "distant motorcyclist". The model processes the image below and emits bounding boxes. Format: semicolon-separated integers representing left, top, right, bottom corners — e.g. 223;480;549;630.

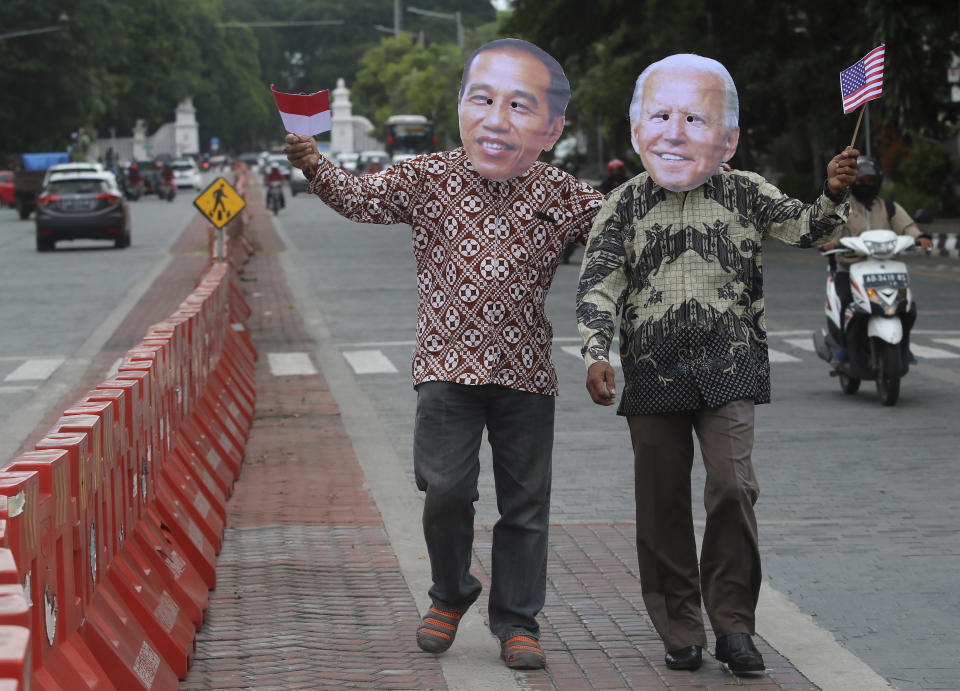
597;158;629;194
160;163;175;188
563;159;629;264
265;165;286;209
128;162;142;187
822;156;931;362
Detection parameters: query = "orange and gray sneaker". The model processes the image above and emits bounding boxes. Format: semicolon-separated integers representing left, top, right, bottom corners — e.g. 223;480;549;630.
416;605;464;653
500;632;546;669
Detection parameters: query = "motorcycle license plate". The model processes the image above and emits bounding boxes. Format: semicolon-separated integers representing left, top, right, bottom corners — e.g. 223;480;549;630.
862;273;908;288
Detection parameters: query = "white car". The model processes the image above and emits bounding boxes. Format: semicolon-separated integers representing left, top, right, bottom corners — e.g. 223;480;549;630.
171;159;202;189
333;151;360;173
43;162;106;187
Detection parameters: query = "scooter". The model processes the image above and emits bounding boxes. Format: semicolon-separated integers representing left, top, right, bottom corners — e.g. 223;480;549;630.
812;229;918;405
266;180;285;216
157;179;176;202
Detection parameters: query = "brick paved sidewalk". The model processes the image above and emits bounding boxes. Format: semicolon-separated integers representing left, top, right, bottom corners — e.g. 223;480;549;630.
181;193;821;690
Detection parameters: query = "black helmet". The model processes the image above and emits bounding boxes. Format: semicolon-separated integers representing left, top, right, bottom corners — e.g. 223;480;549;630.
855;156;883;186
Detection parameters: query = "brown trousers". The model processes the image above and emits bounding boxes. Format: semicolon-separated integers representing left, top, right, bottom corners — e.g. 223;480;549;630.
627;399;761;651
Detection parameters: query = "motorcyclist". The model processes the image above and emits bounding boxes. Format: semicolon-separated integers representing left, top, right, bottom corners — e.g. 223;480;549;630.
265;165;286;208
562;159;629;264
822;156;932;362
128;162;142;188
597;158;629;195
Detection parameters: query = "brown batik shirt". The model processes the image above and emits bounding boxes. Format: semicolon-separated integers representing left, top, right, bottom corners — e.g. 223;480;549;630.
307;147;603;395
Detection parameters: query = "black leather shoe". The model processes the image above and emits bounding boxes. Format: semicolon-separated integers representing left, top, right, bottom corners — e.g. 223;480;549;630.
715;633;765;674
664;645;702;671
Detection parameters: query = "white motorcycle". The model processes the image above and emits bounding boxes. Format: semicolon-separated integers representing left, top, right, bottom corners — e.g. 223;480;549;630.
812;229;918;406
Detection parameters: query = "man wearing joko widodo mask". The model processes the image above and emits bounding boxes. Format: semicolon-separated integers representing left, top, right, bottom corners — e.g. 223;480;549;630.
285;38;602;670
576;53;859;675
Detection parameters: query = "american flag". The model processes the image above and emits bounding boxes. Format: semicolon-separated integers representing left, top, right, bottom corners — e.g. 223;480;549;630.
840;45;885;114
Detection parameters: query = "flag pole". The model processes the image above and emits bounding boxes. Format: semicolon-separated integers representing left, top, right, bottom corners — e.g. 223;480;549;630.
849;105;866;148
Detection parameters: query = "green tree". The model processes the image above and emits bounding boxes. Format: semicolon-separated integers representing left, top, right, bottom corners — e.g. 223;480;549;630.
352;35;464;146
504;0;960;200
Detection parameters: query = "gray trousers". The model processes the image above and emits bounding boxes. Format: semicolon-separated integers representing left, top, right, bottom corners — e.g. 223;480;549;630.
627;399;761;651
413;381;554;640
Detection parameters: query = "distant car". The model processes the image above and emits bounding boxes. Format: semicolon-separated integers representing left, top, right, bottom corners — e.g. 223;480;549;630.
237;152;261;169
132;161;161;195
289;167;310;196
358;150;390;175
0;170;14;207
265;155;293;181
42;162;106;187
171;159;202;189
334;152;360;174
208;154;230;171
34;172;130;251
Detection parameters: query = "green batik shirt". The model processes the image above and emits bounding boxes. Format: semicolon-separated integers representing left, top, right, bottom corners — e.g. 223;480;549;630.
576;169;848;415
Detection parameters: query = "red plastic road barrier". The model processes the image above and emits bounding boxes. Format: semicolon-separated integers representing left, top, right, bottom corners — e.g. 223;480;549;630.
0;626;30;688
2;187;257;686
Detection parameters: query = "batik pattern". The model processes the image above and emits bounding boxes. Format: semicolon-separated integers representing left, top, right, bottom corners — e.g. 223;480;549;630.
308;147;603;395
577;169;848;414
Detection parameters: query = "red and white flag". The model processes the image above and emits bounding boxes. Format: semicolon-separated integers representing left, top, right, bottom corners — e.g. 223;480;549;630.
271;85;331;136
840;45;885;114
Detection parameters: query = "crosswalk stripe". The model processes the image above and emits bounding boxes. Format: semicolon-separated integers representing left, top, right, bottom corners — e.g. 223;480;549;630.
4;358;65;382
908;344;960;359
342;350;398;374
782;338;816;352
0;385;37;395
561;345;621;368
267;352;318;376
768;348;801;363
932;338;960;351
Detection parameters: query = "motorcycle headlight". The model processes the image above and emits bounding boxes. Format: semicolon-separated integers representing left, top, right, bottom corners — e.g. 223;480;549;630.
862;239;897;257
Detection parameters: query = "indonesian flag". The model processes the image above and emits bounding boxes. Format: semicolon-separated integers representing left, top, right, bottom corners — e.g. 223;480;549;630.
271;84;331;136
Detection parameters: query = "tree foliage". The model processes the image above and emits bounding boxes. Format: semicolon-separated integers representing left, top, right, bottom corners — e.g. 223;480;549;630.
504;0;960;203
0;0;495;160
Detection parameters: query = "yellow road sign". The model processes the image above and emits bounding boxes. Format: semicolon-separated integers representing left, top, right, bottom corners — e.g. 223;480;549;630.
193;176;246;229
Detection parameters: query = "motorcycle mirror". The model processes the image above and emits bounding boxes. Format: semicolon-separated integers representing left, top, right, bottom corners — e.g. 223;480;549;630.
913;208;935;224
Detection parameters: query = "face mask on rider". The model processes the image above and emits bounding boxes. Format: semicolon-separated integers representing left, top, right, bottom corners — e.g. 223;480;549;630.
850;183;879;204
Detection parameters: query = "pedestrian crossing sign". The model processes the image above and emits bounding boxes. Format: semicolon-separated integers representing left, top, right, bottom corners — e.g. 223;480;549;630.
194;176;246;229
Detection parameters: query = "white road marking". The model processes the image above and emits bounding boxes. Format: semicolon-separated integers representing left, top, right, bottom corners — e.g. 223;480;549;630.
267;352;318;376
768;348;801;363
932;338;960;350
782;338;816;352
0;355;67;361
908;344;960;359
4;358;66;382
0;385;37;395
106;358;122;379
342;350;398;374
561;345;621;368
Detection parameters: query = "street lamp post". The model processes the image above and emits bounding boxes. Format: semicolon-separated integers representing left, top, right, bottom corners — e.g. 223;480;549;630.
406;6;463;51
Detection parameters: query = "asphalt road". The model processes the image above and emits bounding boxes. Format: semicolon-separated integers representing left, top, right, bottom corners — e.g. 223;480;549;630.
0;182;205;461
2;177;958;689
271;188;960;691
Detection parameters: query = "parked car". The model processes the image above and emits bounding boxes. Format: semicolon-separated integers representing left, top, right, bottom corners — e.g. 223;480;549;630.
34;172;130;251
0;171;14;207
171;159;202;189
